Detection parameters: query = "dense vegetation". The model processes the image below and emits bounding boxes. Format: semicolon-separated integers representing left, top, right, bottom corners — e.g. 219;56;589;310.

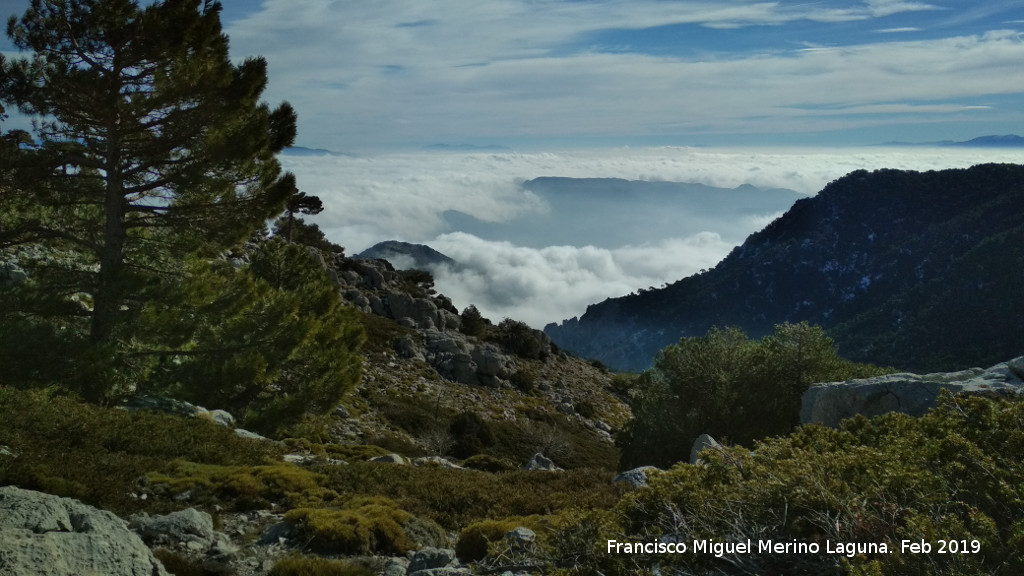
0;0;363;433
618;322;889;469
2;3;1022;576
604;393;1024;576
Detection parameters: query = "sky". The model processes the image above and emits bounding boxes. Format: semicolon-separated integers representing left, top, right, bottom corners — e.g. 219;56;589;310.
2;1;1024;327
225;0;1024;151
6;0;1024;150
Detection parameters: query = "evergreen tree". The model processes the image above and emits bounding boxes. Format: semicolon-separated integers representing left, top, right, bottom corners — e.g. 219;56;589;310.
280;190;324;243
0;0;298;399
139;238;364;433
0;0;296;346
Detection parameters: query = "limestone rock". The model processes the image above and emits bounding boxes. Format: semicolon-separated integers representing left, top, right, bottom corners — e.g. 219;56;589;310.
525;453;562;471
0;485;170;576
371;453;410;465
689;433;722;465
209;409;235;428
132;507;217;549
801;356;1024;428
412;456;464;469
613;466;662;488
504;527;536;552
234;428;269;441
407;547;456;573
124;396;236;428
382;557;409;576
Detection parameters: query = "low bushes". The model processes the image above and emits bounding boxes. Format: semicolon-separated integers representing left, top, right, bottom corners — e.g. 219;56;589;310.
0;387;282;515
284;497;445;555
268;555;375;576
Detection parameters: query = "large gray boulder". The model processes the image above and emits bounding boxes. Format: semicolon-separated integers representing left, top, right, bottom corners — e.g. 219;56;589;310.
132;507;216;549
0;485;170;576
801;357;1024;428
613;466;662;488
689;433;722;465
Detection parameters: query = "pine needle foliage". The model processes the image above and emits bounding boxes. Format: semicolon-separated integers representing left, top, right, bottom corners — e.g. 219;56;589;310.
0;0;297;400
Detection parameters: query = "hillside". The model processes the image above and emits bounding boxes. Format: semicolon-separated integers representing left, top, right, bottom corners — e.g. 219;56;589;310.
545;163;1024;372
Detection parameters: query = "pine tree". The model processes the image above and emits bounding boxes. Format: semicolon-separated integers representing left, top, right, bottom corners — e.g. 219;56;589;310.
0;0;298;400
0;0;297;346
281;191;324;242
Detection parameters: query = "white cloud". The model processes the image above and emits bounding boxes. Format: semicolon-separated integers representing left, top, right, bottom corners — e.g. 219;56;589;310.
226;2;1020;151
875;27;923;33
428;232;734;328
284;146;1024;327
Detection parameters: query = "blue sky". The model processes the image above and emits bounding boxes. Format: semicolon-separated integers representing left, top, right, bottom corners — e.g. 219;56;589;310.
3;1;1024;151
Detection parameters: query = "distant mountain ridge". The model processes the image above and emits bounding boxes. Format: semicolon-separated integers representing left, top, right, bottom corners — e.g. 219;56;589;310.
281;146;355;157
883;134;1024;147
445;177;802;249
545;163;1024;373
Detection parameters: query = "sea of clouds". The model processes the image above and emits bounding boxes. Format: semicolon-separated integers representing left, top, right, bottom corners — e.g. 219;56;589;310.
281;146;1024;328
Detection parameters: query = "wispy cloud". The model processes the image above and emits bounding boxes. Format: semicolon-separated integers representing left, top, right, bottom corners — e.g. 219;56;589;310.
226;2;1019;151
875;27;923;33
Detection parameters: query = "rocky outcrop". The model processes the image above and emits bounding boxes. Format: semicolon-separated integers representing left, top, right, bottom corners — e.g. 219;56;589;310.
801;356;1024;428
0;486;170;576
407;547;458;574
613;466;662;488
335;257;519;388
689;433;722;465
124;395;235;428
525;453;562;471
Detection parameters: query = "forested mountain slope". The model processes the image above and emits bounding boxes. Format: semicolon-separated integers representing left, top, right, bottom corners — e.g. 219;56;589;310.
545;163;1024;372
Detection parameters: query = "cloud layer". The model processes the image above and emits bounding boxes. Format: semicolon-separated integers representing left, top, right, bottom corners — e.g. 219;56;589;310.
284;146;1024;327
224;1;1024;150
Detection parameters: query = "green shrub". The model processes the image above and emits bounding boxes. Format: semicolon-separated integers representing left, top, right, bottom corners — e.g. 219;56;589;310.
609;373;638;397
269;554;375;576
397;269;436;298
0;387;282;515
148;461;335;510
285;497;443;555
314;462;623;530
610;394;1024;576
448;411;495;459
461;454;516;473
618;322;890;469
455;515;550;561
459;304;489;338
509;369;535;393
322;444;392;462
574;401;596;419
493;318;549;360
141;241;365;436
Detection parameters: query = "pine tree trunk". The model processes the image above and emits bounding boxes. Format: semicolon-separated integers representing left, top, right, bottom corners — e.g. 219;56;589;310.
91;124;126;344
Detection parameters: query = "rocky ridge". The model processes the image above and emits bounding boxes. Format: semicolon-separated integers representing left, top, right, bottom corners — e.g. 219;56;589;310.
329;254;630;449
